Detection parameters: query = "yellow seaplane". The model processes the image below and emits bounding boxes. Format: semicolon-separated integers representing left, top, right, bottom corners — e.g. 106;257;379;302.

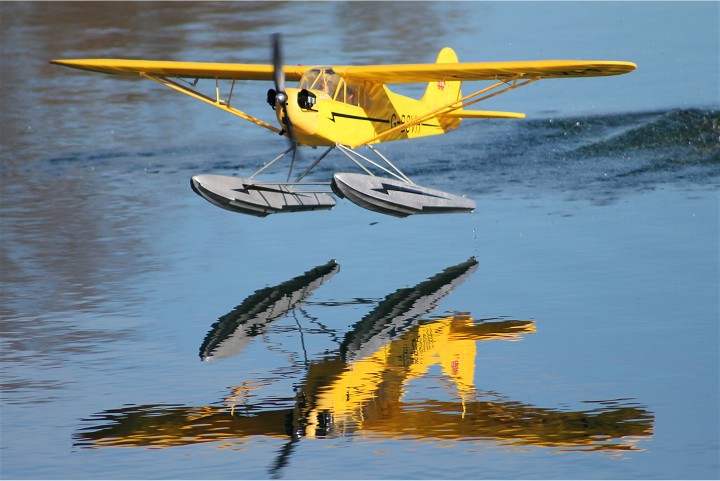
51;35;636;217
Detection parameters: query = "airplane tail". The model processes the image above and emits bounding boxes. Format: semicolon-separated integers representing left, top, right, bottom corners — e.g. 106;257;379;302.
421;47;462;108
422;47;462;130
422;47;526;124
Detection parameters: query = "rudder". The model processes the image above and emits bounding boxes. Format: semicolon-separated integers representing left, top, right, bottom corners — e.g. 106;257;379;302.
422;47;462;130
422;47;462;107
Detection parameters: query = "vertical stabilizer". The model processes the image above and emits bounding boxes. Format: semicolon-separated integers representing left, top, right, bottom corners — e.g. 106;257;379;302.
421;47;462;130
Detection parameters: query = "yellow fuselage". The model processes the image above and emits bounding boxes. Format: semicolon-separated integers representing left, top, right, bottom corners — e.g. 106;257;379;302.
278;85;461;147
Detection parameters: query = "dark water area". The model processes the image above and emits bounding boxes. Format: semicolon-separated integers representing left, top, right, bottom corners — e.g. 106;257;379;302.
1;2;719;480
384;108;720;201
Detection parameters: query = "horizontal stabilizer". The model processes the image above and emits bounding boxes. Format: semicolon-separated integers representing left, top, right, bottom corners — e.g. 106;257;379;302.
441;110;525;119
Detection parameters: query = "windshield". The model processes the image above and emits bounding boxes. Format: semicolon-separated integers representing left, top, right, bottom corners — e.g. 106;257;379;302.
299;68;340;98
299;67;364;107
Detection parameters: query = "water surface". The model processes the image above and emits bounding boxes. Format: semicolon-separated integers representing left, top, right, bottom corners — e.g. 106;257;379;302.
1;2;718;479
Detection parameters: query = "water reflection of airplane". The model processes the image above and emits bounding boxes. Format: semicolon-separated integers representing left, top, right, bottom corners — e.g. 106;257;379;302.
75;258;653;459
199;260;339;361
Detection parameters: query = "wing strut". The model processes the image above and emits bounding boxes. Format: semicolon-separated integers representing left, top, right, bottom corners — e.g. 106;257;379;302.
140;73;282;134
351;76;540;148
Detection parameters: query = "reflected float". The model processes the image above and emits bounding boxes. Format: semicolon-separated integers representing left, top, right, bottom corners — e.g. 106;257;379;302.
199;260;339;361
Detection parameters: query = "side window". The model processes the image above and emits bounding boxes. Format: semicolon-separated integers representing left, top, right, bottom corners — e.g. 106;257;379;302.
345;83;358;106
321;70;339;98
334;78;346;102
347;82;371;109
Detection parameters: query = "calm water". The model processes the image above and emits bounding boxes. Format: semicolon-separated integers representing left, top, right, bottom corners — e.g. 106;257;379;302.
1;2;718;479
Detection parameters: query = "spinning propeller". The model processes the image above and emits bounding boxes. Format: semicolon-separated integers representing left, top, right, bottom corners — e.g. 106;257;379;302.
270;33;298;181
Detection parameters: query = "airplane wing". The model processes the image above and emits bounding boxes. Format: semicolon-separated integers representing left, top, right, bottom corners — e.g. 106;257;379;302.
49;58;309;81
334;60;637;83
51;58;635;83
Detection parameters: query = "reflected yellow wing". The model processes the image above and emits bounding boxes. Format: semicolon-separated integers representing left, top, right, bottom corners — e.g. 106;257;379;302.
335;60;637;83
49;59;309;81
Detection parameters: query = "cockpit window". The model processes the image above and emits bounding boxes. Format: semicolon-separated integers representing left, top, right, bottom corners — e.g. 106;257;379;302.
298;69;321;90
299;68;340;98
299;67;366;107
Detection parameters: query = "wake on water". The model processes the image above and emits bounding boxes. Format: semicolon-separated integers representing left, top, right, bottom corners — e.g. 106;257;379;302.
403;108;719;204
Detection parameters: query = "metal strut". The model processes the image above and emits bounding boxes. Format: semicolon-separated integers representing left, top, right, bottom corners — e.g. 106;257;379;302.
336;144;413;184
140;73;282;134
294;145;336;183
249;145;295;179
249;142;412;189
248;144;335;192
